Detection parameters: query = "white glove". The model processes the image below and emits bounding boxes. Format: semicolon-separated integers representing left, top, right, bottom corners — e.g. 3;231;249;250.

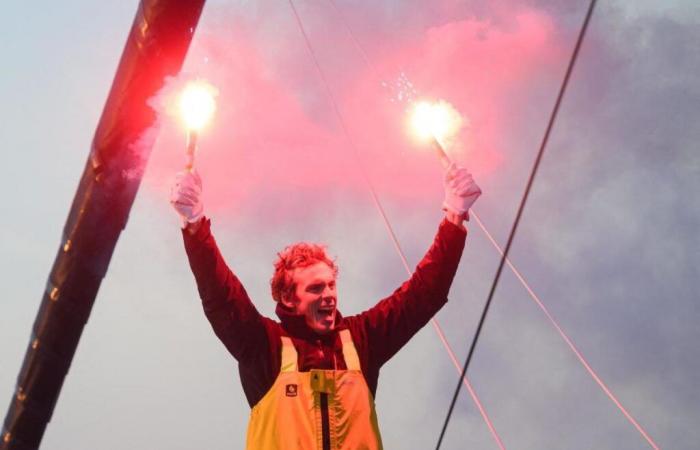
170;170;204;226
443;163;481;218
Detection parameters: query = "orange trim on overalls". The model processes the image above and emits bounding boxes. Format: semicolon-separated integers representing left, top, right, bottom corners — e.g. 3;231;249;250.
246;330;383;449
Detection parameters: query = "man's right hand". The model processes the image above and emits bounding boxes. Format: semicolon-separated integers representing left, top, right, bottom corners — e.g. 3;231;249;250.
170;170;204;227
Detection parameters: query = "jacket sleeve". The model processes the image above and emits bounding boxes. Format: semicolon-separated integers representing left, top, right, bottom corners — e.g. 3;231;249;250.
182;218;269;363
358;218;467;368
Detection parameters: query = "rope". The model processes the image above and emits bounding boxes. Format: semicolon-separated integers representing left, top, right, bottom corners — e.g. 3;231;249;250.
435;1;599;447
325;1;660;448
470;212;660;448
286;1;506;448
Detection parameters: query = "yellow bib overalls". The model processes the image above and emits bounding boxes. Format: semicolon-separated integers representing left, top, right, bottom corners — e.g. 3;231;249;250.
245;329;383;450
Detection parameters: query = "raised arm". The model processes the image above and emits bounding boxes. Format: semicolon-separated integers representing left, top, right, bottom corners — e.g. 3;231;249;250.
360;218;467;366
359;164;479;367
172;171;268;363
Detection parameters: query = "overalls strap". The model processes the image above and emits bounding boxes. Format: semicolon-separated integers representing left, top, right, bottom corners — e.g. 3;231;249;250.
339;329;361;371
280;336;298;373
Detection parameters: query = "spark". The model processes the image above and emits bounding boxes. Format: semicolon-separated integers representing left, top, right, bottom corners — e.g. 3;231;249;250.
384;72;418;104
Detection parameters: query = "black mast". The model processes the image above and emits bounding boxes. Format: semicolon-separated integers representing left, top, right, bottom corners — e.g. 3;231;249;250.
2;1;206;448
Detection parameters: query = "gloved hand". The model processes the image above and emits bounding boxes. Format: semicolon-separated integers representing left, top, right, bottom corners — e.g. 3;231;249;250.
170;169;204;226
443;163;481;219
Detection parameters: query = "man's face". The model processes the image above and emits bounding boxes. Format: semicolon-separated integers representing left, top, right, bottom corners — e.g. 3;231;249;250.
289;261;337;334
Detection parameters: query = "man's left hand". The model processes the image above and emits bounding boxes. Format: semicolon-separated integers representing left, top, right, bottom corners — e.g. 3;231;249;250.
443;163;481;222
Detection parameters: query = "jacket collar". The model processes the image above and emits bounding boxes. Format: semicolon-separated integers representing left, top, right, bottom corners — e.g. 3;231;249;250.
275;302;344;342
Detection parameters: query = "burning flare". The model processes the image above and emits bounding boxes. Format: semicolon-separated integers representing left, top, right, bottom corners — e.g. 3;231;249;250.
178;80;218;132
176;79;218;170
408;100;463;146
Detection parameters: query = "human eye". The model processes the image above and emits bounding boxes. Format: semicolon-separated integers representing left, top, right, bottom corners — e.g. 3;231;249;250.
307;283;324;293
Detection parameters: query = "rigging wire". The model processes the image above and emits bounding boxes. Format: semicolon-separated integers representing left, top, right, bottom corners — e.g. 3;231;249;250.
470;213;660;449
324;2;660;449
285;0;506;448
435;1;600;447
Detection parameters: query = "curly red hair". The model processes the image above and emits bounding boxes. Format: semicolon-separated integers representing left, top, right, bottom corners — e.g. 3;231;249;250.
270;242;338;302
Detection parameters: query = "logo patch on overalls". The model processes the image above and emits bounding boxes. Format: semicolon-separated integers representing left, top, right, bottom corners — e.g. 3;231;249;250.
285;384;298;397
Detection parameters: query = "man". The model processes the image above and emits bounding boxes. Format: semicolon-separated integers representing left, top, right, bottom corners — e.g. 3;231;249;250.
170;164;480;449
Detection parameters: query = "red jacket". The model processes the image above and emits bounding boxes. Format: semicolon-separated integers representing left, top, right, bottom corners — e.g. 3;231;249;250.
183;218;467;407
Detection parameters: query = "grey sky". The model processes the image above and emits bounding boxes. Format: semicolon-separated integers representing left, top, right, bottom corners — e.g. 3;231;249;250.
1;1;698;449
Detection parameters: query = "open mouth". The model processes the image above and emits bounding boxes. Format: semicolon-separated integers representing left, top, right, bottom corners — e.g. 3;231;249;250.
317;306;336;321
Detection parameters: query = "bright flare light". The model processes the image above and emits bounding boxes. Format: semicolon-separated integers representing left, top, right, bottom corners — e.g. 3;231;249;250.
408;100;463;144
178;81;218;132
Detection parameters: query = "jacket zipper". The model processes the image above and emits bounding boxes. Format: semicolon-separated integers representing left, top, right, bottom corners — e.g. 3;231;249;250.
320;392;331;450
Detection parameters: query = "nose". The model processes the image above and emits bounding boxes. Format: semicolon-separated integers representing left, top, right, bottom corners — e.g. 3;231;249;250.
321;284;335;300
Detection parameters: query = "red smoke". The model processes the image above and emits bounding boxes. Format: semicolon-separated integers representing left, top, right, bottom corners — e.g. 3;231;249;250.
145;7;563;220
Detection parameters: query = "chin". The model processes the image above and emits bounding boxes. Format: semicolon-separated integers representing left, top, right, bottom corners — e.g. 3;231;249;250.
313;323;335;334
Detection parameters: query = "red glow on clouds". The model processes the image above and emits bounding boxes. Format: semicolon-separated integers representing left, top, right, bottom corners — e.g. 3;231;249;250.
145;8;563;221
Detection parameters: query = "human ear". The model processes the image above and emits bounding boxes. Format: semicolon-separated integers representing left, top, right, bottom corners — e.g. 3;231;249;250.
280;292;296;311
